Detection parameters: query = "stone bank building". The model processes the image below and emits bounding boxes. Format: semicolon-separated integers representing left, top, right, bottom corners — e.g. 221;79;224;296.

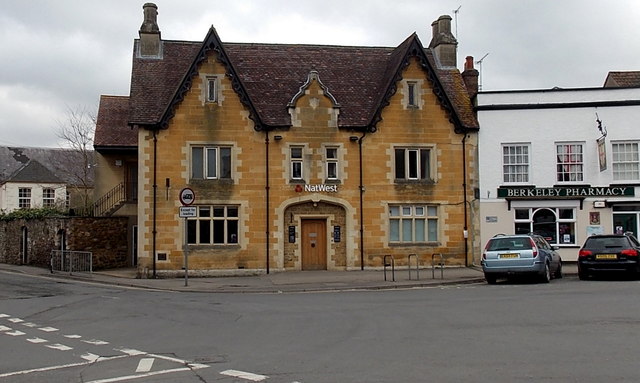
94;3;480;276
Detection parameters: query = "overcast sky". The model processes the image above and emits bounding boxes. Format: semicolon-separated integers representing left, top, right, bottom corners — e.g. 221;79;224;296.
1;1;638;148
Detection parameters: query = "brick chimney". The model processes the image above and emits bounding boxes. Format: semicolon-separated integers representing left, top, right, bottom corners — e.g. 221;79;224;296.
462;56;479;98
429;15;458;67
138;3;161;57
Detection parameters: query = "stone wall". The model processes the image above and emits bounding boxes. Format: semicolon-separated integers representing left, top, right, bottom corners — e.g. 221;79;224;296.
0;217;129;270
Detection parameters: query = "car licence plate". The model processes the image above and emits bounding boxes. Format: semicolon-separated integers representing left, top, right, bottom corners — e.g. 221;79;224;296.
500;253;519;259
595;254;617;260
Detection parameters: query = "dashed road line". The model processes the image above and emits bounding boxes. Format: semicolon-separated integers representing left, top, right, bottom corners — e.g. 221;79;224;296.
65;334;82;339
83;339;109;345
221;369;268;381
45;343;73;351
135;358;155;373
8;318;24;323
39;326;58;332
6;330;25;336
27;337;48;344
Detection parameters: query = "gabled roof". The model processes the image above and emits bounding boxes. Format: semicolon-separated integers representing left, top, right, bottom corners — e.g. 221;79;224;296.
124;26;478;135
7;160;63;184
0;146;95;187
94;95;137;149
604;71;640;88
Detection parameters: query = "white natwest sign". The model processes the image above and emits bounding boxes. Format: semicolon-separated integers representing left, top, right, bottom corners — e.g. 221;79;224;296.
304;184;338;192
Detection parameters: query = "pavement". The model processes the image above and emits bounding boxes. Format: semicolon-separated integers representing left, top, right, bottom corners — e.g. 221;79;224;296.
0;262;578;293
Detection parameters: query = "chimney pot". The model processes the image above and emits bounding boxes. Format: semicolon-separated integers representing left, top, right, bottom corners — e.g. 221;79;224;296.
429;15;458;67
138;3;162;58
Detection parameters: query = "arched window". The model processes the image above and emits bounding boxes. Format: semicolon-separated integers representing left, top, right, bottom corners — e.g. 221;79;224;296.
514;207;576;245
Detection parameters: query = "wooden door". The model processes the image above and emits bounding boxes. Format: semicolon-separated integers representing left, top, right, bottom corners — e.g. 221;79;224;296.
301;219;327;270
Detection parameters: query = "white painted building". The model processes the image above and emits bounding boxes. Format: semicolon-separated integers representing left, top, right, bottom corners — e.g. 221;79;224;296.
476;85;640;262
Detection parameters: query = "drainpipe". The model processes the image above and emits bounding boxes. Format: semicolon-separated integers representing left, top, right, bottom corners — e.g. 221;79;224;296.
265;131;270;274
358;131;367;270
152;130;158;278
462;132;469;267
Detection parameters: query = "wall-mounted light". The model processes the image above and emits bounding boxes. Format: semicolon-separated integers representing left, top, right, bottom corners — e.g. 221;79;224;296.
349;136;359;142
115;159;123;166
274;135;283;141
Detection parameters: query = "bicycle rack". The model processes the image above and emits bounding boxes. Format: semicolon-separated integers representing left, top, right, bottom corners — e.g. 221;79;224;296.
432;253;444;279
408;253;419;280
383;255;395;281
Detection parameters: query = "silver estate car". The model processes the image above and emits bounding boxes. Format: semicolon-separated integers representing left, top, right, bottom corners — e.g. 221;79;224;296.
481;234;563;284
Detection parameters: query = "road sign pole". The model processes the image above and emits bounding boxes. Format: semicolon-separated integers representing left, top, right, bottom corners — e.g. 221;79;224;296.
184;217;189;287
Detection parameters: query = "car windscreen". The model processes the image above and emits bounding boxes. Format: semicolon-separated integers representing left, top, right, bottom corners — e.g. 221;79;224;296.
584;237;629;250
487;238;532;251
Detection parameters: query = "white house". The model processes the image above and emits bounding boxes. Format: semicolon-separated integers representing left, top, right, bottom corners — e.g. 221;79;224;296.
476;79;640;262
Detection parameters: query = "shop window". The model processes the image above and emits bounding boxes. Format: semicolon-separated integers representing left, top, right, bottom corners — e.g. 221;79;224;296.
556;143;584;182
612;141;639;181
187;205;239;245
191;146;231;180
18;188;31;209
42;188;55;208
290;147;304;180
389;204;438;243
502;144;530;183
514;207;576;246
325;147;338;180
394;148;432;181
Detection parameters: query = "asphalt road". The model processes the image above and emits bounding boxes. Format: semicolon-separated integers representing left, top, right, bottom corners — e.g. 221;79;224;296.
1;270;639;382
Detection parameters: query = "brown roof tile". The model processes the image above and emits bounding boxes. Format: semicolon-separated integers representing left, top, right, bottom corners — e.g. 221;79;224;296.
94;95;137;148
604;71;640;88
103;27;478;144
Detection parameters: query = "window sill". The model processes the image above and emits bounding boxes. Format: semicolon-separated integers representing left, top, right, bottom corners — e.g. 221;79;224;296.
389;242;440;247
394;179;435;185
186;244;240;250
189;178;234;186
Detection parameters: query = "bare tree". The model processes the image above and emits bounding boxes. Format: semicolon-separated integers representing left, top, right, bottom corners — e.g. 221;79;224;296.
55;105;96;215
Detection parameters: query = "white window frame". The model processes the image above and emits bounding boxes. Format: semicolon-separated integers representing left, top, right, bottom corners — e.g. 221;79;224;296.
290;146;304;180
556;142;584;183
187;205;239;245
612;141;639;181
325;147;338;180
206;76;218;103
502;143;530;183
389;204;438;243
191;145;232;180
18;188;31;209
394;147;432;181
514;207;577;246
42;188;55;208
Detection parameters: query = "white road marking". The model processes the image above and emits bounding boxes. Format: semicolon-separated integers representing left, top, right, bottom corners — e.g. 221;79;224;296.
0;313;10;318
0;355;129;378
82;353;102;362
22;322;38;327
8;318;23;323
39;326;58;332
135;358;155;373
84;365;209;383
221;369;268;381
45;343;73;351
83;339;109;345
65;334;82;339
0;325;11;331
117;348;145;356
27;337;48;343
6;330;25;336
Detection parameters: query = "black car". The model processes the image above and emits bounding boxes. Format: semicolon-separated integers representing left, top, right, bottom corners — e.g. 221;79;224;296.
578;234;640;279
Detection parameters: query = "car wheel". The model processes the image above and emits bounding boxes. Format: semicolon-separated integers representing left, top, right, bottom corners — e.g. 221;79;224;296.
578;269;589;280
485;274;497;284
554;261;563;279
540;263;551;283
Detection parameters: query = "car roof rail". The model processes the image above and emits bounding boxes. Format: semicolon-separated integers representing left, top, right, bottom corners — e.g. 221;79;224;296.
492;233;507;237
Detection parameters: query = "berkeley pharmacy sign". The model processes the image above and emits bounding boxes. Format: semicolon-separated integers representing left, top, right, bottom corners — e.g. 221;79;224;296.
497;186;634;199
